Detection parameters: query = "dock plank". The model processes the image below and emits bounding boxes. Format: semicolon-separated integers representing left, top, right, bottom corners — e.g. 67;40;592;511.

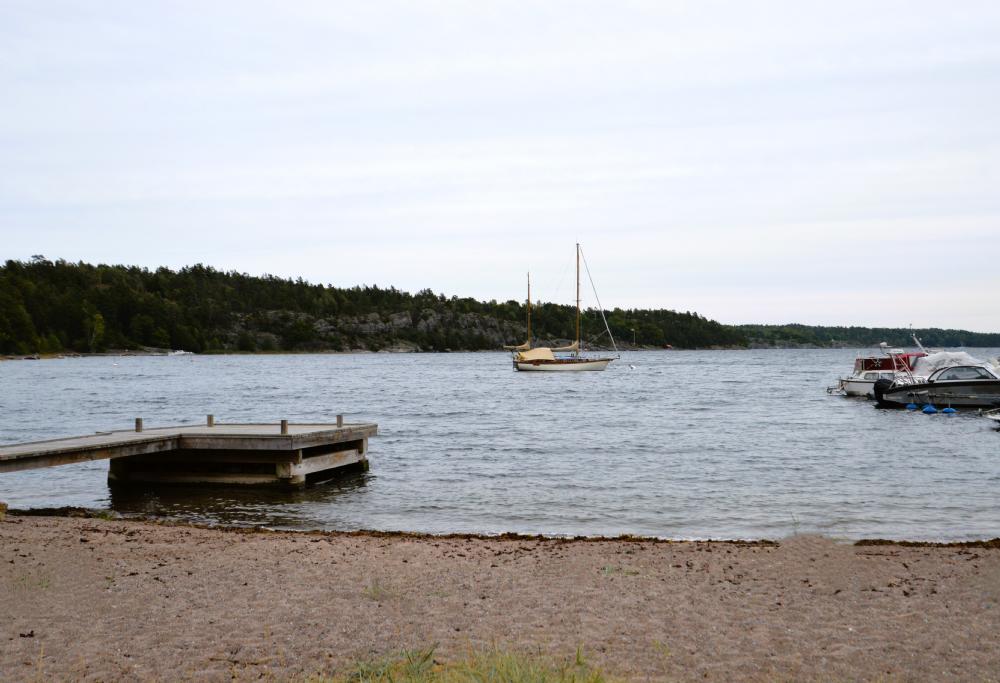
0;422;377;474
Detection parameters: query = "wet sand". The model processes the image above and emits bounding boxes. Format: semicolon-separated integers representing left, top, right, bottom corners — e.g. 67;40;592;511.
3;514;999;681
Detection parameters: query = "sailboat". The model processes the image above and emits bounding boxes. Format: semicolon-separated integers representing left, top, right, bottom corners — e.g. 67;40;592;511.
504;244;618;372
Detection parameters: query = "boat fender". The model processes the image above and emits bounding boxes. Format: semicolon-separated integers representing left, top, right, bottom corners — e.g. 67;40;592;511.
922;405;938;414
941;407;957;414
906;403;918;411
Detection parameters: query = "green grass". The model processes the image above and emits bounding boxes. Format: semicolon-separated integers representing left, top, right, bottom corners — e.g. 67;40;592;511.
361;578;395;601
311;646;614;683
11;572;51;591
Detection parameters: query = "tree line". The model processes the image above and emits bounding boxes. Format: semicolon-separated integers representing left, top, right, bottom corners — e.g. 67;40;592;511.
737;324;1000;348
0;258;740;354
1;258;997;354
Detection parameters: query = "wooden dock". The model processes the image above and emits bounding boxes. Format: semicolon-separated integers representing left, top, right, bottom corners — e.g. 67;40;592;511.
0;417;377;487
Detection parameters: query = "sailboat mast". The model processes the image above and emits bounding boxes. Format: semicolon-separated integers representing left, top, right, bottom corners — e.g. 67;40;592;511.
526;272;531;346
575;243;581;356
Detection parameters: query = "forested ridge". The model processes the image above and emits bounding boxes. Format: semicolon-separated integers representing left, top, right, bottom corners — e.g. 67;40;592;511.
738;324;1000;348
0;258;739;354
1;259;996;355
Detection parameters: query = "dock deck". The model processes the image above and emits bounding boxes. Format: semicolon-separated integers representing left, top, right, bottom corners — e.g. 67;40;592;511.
0;419;377;487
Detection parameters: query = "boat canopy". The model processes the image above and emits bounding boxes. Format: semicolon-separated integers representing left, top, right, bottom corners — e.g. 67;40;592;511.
516;347;555;362
929;365;1000;382
912;351;986;377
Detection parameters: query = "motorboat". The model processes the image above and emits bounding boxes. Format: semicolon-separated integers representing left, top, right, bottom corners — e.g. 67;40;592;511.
829;344;926;397
873;351;1000;409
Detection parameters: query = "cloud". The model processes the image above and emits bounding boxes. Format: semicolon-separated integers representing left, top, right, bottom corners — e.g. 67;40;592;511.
1;1;998;329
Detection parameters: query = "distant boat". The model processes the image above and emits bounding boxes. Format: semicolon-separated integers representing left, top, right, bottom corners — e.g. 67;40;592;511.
504;244;617;372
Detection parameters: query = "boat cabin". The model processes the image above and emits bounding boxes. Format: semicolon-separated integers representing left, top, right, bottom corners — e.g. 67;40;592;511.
859;371;896;382
854;351;924;374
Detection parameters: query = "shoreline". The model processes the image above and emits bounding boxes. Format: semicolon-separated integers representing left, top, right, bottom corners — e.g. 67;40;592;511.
7;506;1000;547
3;512;999;681
7;344;997;362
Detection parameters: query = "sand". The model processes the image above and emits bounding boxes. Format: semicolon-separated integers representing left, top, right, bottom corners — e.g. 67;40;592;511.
2;514;999;682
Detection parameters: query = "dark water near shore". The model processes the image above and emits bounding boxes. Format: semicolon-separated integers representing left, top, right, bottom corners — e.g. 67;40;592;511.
2;350;999;540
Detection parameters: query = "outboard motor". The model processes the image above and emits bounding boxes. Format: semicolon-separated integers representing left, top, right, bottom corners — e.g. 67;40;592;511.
873;378;895;407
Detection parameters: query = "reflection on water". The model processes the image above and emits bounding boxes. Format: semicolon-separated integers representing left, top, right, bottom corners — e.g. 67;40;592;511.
2;349;1000;540
107;471;370;528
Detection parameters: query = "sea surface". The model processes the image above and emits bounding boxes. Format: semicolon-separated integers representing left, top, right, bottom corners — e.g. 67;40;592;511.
2;350;999;541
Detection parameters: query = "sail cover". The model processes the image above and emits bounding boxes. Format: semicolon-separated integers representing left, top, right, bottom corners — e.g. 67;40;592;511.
516;347;555;361
550;341;579;352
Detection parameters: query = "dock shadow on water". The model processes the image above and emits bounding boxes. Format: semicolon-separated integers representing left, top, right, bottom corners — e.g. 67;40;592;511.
107;470;370;528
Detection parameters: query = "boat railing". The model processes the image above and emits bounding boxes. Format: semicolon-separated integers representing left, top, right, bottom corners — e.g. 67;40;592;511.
888;374;928;388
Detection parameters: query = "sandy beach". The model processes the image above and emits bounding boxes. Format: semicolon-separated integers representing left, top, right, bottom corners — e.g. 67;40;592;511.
2;513;999;681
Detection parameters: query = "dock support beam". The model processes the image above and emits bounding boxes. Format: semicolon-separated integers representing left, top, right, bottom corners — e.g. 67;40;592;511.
106;437;370;488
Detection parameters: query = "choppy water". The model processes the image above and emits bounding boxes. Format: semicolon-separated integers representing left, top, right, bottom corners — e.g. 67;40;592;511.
1;350;999;540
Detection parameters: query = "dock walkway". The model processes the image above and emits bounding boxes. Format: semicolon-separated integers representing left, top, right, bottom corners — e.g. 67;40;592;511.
0;419;377;487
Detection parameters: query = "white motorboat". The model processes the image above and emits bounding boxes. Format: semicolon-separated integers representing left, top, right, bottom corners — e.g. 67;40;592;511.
829;342;926;398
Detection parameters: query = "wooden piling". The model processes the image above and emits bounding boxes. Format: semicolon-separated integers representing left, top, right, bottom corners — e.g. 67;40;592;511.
135;417;143;433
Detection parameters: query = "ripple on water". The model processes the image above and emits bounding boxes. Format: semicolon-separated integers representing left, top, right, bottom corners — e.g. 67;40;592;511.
2;349;1000;540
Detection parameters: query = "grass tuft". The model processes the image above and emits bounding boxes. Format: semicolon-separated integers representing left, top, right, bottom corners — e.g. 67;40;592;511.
311;646;614;683
361;578;395;601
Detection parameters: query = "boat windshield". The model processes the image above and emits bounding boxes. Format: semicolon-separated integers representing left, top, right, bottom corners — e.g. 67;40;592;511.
929;366;999;382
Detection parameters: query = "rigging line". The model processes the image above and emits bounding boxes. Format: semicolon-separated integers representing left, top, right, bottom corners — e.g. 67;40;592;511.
548;260;570;306
578;246;619;356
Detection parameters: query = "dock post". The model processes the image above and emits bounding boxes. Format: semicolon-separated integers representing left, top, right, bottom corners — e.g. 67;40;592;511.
207;414;214;427
337;414;344;427
135;417;143;433
280;419;288;435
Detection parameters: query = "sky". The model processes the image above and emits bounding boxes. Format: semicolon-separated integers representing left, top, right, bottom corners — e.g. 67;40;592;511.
2;1;998;331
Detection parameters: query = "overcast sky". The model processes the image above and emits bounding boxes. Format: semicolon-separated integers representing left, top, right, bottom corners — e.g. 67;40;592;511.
2;1;998;330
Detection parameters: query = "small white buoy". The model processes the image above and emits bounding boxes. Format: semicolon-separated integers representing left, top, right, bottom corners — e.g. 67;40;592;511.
629;364;636;370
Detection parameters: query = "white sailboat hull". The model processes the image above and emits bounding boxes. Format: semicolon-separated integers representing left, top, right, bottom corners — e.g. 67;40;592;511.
515;358;612;372
506;244;618;373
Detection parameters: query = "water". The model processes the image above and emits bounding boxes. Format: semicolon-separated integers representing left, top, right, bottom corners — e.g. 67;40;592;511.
1;350;998;541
